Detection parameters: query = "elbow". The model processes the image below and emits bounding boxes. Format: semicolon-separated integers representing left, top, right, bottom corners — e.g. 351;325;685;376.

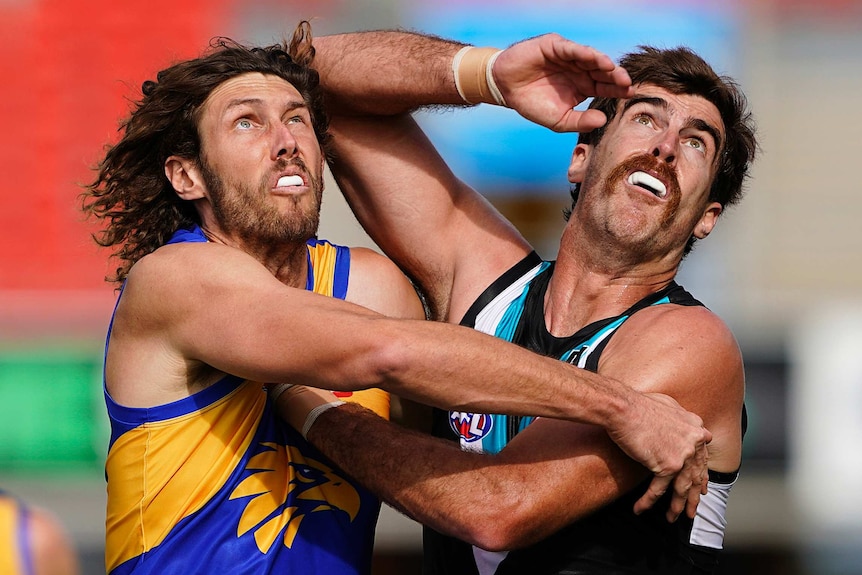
459;497;542;552
355;320;419;391
333;318;413;391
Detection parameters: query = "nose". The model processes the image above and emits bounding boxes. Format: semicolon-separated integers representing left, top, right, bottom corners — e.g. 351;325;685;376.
651;130;678;165
271;122;298;161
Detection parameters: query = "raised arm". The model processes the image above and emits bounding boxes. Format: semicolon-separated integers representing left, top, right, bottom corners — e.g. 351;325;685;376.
313;32;633;321
313;31;632;124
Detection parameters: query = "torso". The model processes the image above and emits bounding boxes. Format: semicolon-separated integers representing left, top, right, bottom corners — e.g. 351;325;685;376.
103;227;392;575
424;252;744;575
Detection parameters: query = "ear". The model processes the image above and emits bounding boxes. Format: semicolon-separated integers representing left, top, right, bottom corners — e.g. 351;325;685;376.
165;156;206;200
567;144;591;184
694;201;723;239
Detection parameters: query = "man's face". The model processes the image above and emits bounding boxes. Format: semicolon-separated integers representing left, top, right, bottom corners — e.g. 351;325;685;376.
568;84;725;259
195;72;325;246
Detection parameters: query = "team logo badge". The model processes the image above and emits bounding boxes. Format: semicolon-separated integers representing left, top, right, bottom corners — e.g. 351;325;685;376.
230;442;361;552
449;411;493;442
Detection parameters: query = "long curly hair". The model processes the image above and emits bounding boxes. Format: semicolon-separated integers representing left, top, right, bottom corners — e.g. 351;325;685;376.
566;46;758;255
81;21;330;283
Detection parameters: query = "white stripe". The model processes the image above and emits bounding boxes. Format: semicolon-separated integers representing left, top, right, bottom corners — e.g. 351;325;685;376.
473;548;508;575
473;262;545;335
690;477;737;549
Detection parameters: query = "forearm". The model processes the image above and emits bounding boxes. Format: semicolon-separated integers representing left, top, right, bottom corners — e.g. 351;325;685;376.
371;317;632;428
313;31;468;115
304;403;608;550
365;318;709;498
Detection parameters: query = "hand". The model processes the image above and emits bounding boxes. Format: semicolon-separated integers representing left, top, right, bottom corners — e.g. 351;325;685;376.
492;33;633;133
606;391;712;522
269;384;344;437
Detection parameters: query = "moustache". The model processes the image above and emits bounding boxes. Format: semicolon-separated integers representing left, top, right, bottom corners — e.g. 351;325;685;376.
609;154;681;198
274;157;309;175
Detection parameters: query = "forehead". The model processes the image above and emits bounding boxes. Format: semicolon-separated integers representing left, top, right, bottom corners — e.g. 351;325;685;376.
201;72;303;117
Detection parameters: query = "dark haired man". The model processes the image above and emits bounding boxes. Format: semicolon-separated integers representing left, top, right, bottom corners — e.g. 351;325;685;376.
82;23;710;575
272;30;756;573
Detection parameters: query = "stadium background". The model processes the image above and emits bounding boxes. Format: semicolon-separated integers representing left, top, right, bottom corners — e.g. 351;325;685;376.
1;0;860;573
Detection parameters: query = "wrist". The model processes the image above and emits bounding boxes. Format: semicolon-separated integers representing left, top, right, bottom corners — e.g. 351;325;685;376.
453;46;506;106
599;378;638;433
301;400;344;439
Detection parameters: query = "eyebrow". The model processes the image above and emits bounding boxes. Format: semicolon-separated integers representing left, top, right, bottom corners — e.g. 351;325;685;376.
621;95;722;152
223;98;309;114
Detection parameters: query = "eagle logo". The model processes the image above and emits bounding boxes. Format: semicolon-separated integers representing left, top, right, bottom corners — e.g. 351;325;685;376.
229;441;361;553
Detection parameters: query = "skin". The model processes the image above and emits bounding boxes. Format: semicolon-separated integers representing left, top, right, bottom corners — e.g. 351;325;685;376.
277;31;745;551
104;71;708;475
28;507;81;575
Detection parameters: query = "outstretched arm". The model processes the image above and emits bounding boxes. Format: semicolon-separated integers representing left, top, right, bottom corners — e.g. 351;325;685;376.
274;386;641;550
274;304;742;538
116;241;709;516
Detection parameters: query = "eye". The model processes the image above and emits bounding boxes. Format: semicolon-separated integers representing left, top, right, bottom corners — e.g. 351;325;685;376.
634;113;652;126
685;136;706;153
287;114;306;125
236;118;254;130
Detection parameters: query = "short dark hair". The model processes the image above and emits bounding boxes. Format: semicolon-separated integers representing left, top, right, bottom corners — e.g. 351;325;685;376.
81;21;329;283
566;46;758;254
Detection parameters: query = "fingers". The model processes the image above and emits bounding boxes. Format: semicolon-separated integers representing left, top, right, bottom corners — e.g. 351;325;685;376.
558;109;609;134
633;441;709;523
668;468;696;523
633;475;671;516
592;67;634;98
554;38;618;72
688;443;710;517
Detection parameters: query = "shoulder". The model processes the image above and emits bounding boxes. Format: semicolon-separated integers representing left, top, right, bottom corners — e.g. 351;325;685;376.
130;241;271;287
601;301;744;409
347;247;425;320
604;301;745;471
113;242;283;356
614;303;739;363
124;242;280;313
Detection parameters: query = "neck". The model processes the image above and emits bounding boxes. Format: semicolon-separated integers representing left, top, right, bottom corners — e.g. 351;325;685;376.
543;224;678;337
201;224;310;289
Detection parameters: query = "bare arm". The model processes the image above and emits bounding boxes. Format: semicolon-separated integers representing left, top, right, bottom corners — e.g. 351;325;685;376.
276;305;742;545
109;242;707;463
315;32;632;320
313;31;632;122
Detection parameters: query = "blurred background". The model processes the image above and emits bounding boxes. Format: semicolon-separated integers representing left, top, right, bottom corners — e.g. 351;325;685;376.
1;0;860;573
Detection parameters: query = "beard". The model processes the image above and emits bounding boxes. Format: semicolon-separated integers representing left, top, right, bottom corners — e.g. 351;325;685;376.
200;156;323;245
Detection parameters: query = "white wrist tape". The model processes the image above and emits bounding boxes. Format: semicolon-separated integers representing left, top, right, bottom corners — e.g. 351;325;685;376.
485;50;506;106
452;46;506;106
302;401;345;439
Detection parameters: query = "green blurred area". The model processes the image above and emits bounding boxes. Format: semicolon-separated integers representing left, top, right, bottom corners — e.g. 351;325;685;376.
0;348;105;472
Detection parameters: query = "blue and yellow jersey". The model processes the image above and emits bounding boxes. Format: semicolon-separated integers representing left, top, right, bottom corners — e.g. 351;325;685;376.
105;227;386;574
0;491;34;575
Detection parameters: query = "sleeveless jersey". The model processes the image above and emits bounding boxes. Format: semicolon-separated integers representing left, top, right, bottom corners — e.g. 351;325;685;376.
105;226;386;575
423;252;743;575
0;491;34;575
